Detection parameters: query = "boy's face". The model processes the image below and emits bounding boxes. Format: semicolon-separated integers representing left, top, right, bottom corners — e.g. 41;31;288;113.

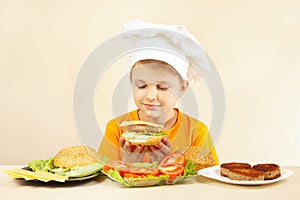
131;61;187;121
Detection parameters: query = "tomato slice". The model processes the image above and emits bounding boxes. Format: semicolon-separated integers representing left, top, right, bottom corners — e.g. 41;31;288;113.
160;152;187;167
124;167;160;178
123;173;145;179
158;163;184;180
103;161;133;177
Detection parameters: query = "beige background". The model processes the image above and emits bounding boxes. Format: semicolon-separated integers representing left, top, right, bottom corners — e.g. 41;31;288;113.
0;0;299;165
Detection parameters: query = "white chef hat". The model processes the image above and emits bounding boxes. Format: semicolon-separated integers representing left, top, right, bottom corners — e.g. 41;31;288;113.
122;19;211;81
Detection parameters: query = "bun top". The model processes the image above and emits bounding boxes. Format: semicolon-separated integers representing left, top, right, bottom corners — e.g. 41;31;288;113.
183;146;217;170
54;146;100;169
120;121;164;133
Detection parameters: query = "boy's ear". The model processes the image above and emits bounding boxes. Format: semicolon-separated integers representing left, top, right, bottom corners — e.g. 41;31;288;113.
179;81;189;97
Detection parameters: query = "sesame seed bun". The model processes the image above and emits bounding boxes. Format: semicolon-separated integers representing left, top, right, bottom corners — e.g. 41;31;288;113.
53;146;100;169
183;146;217;170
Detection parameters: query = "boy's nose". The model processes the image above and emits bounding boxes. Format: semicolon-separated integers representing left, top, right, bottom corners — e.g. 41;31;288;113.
146;87;158;101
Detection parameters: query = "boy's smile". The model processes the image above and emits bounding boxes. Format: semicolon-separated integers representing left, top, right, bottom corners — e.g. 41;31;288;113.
144;104;160;110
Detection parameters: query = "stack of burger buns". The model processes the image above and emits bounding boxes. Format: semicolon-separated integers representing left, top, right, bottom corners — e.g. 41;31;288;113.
183;146;217;170
220;162;281;181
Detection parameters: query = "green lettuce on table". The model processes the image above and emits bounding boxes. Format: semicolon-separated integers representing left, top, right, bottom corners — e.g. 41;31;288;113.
28;156;109;178
184;160;198;176
28;158;54;172
165;160;198;184
106;160;198;187
108;169;169;187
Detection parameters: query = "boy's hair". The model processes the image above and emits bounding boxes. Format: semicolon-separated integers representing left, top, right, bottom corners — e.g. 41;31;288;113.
130;59;184;84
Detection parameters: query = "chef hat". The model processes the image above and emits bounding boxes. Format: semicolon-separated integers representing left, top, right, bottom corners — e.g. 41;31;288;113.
122;19;211;81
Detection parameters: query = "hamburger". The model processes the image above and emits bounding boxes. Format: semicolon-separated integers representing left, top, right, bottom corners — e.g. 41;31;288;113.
120;121;167;146
50;146;105;178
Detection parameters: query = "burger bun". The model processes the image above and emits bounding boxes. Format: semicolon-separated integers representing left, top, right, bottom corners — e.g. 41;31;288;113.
54;146;100;169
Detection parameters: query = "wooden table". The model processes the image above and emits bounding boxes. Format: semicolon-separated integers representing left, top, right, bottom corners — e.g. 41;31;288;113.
1;165;299;200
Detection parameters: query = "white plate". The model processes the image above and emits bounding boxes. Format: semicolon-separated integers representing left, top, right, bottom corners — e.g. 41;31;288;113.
198;166;294;185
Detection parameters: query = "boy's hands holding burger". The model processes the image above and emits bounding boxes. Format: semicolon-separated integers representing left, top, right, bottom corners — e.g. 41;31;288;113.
120;136;171;163
119;121;171;163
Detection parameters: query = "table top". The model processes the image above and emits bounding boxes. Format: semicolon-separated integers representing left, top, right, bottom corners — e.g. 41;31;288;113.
1;165;299;200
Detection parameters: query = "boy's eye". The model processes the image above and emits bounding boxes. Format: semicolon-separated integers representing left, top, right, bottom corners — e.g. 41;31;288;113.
136;84;147;89
157;85;169;90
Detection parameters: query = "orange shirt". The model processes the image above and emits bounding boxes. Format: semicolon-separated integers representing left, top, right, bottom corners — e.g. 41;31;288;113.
98;109;219;164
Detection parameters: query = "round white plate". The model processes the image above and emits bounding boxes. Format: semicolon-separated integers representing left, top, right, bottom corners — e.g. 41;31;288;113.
198;165;294;185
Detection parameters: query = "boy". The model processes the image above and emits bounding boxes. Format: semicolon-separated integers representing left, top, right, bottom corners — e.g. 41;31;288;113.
98;20;219;164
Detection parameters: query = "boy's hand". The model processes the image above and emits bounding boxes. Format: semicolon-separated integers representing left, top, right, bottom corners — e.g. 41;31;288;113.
144;137;171;162
119;137;146;163
119;137;171;163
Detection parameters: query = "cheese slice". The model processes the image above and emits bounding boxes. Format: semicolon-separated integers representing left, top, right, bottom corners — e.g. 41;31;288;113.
3;169;36;180
34;171;67;182
3;168;68;182
4;170;34;180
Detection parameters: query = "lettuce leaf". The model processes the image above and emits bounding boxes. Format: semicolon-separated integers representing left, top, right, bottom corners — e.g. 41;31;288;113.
107;169;168;187
28;158;54;172
183;160;198;176
163;160;198;185
127;131;167;136
64;162;104;178
51;167;70;175
29;156;108;178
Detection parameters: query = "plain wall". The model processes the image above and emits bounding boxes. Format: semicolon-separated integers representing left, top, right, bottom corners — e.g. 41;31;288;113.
1;0;299;165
